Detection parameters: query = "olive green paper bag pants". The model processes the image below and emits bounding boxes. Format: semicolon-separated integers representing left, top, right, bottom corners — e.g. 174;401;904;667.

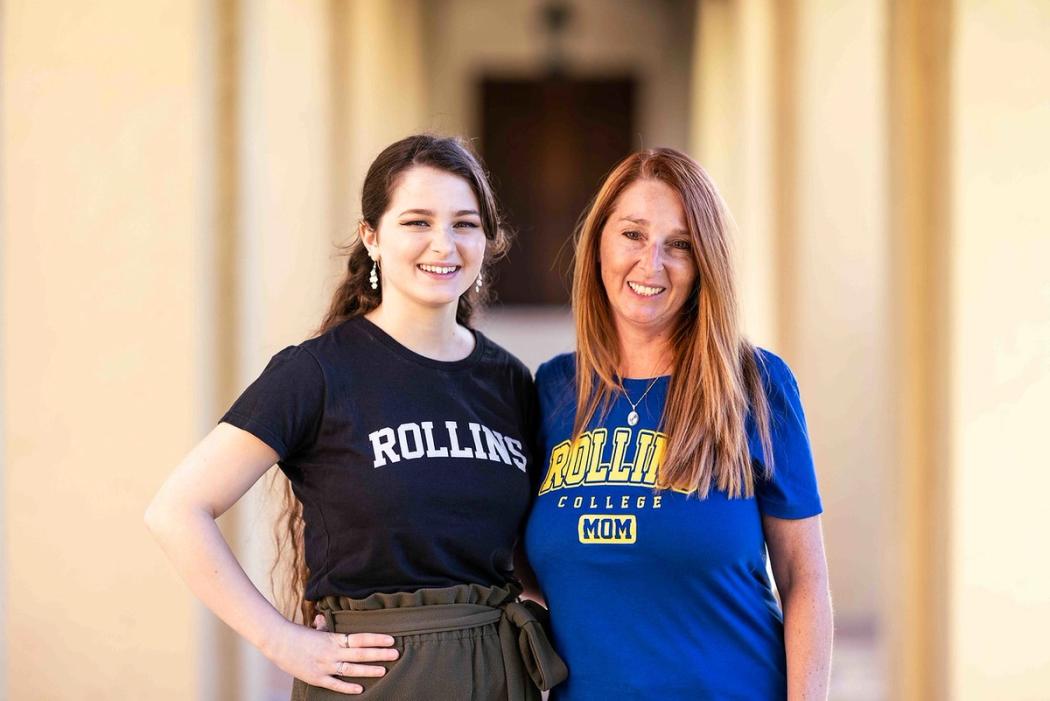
290;583;567;701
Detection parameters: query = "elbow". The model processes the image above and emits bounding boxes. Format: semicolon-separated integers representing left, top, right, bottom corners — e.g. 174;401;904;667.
144;496;215;540
143;496;180;538
143;499;166;535
807;566;832;598
789;576;832;627
777;568;830;606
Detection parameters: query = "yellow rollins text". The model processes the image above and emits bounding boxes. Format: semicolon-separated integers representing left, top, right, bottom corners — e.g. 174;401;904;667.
538;427;668;494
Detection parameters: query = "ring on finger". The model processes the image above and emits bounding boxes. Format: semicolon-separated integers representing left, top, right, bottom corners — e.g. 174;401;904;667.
342;633;350;648
337;661;349;676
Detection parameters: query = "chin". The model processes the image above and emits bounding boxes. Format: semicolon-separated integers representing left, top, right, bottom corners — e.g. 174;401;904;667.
620;300;663;320
408;289;467;308
616;304;676;330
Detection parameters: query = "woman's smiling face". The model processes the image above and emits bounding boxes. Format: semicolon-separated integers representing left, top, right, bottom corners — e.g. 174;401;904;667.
364;165;486;312
598;178;698;339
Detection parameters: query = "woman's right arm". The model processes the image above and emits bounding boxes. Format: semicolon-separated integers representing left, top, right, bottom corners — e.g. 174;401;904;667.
144;422;397;695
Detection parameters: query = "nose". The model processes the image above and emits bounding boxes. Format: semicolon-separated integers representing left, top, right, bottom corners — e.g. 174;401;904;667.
639;240;665;274
429;223;455;256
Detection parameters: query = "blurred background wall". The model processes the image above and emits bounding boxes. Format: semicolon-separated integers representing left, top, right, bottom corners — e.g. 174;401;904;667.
2;0;1047;699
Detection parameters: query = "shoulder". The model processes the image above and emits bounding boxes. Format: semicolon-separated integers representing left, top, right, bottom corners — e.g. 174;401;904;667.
535;353;576;411
753;346;799;396
535;352;576;390
294;317;382;379
750;347;808;434
243;344;327;412
298;317;361;360
260;342;324;379
534;353;577;424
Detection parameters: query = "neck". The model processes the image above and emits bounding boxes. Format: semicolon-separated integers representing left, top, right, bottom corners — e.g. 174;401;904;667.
614;321;674;379
365;295;472;361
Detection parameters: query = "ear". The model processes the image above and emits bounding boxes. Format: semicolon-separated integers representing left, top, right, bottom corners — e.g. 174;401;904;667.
359;220;379;258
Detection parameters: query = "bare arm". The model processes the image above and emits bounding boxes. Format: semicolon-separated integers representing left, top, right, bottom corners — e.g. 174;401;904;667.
763;514;833;701
144;422;396;694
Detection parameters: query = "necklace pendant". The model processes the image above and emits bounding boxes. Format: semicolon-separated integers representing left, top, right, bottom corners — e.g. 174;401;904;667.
627;410;639;427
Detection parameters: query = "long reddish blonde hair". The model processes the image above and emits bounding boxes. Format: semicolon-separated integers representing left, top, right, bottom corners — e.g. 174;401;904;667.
572;148;773;498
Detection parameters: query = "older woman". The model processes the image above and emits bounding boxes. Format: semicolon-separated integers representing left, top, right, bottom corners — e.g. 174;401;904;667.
524;148;833;699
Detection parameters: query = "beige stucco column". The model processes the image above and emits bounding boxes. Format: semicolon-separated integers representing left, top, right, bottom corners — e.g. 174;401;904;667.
2;2;212;698
890;1;1050;697
692;0;891;643
888;0;952;696
1;0;427;698
231;1;427;699
230;2;334;699
789;0;891;638
691;0;778;344
696;0;1050;698
945;1;1050;697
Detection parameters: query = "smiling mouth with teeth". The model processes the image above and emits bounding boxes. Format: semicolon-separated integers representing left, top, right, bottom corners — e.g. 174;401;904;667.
417;264;461;275
627;281;666;297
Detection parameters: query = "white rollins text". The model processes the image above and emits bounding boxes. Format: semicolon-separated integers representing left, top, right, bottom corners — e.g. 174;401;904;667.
368;420;527;472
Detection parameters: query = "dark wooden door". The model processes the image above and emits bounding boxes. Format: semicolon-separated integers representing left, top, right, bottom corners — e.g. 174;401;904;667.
480;77;635;306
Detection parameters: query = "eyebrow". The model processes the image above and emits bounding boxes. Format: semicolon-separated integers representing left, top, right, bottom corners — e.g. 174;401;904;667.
398;208;480;217
618;216;688;236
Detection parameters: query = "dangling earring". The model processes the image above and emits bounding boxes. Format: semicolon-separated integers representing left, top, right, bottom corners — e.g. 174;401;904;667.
475;271;483;294
369;258;379;290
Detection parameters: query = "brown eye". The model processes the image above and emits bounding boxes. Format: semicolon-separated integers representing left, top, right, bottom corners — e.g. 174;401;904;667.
622;230;643;240
670;239;692;250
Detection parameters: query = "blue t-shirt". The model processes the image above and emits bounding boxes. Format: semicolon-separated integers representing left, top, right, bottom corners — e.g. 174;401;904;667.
524;350;822;700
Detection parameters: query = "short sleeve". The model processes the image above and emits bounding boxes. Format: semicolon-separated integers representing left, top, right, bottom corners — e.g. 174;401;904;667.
219;345;326;461
751;350;823;519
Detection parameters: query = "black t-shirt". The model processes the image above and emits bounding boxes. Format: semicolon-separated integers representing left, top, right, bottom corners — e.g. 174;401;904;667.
220;315;537;600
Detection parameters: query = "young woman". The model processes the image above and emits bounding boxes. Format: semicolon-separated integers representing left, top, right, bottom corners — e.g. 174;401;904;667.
524;148;833;699
145;135;564;700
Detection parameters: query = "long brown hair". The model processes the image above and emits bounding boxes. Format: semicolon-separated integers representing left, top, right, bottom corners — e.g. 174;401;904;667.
270;134;509;624
571;148;774;499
